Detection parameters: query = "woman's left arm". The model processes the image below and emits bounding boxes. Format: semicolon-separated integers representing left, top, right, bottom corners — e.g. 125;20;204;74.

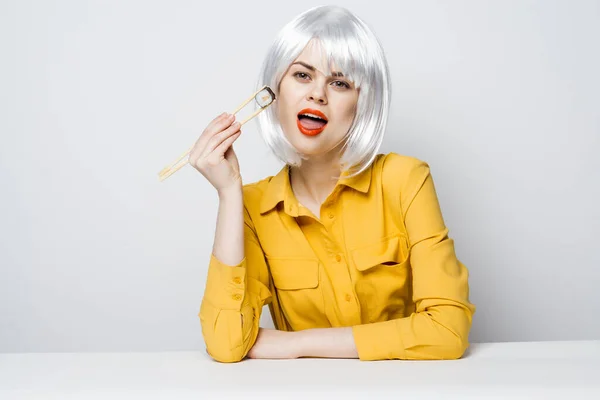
352;159;476;360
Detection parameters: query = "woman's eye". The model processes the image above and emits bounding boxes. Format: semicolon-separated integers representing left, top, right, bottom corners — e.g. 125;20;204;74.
332;80;350;89
294;72;309;80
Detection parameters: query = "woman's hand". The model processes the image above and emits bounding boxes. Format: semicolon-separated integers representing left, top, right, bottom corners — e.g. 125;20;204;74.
188;112;243;193
246;328;301;360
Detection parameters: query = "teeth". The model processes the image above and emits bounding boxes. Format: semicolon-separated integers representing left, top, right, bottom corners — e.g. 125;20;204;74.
299;113;327;121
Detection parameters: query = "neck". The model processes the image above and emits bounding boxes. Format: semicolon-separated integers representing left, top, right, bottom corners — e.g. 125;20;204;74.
289;153;342;206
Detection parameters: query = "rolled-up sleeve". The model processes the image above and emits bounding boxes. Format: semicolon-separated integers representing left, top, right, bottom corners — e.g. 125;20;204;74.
198;205;273;363
352;160;476;360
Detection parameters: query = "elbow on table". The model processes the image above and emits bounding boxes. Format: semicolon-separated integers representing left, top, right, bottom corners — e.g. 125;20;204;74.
443;336;470;360
408;335;469;361
429;328;471;360
406;320;471;360
200;321;249;363
424;306;473;360
199;305;248;363
204;345;246;363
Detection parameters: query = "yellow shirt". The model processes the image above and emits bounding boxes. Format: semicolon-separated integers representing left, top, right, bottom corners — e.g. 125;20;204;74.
199;152;476;362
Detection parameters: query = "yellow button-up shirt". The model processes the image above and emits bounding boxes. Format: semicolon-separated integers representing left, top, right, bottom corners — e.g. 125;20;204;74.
199;152;476;362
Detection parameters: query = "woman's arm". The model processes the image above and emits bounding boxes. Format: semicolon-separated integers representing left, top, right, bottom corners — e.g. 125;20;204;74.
351;159;476;360
199;186;274;363
212;186;245;266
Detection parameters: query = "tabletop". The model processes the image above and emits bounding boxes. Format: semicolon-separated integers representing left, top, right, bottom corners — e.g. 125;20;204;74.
1;340;598;399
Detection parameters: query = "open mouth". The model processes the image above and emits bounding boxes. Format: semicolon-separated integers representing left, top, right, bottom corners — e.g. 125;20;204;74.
297;108;328;136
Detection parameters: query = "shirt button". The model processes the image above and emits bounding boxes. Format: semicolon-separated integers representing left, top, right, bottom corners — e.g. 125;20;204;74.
328;213;334;219
233;277;242;284
345;293;352;302
232;294;242;301
335;254;342;262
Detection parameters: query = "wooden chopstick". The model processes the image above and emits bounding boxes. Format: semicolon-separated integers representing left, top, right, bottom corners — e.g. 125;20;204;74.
158;85;274;181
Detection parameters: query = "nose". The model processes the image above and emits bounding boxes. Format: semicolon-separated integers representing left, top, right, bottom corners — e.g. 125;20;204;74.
307;83;327;105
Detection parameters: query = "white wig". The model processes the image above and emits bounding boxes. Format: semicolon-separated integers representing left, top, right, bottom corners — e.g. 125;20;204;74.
254;5;392;179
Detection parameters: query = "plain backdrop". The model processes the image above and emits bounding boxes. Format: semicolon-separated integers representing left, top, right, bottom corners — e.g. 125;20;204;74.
1;0;598;353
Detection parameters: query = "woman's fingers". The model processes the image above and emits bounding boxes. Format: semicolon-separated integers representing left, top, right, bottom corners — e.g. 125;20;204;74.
200;115;235;147
205;121;241;152
189;113;235;161
204;114;235;140
206;112;228;132
204;131;242;167
214;130;242;156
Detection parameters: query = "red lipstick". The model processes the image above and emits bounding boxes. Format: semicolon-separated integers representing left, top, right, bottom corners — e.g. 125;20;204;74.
297;108;328;136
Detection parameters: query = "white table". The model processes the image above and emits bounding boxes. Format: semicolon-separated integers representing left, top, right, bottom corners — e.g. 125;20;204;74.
1;340;598;399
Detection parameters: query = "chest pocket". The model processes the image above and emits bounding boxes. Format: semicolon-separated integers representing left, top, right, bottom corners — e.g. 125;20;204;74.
351;235;411;320
267;257;320;289
265;257;325;329
352;235;409;271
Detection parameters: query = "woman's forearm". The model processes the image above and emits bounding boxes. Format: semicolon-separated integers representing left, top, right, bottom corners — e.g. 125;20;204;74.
212;185;244;265
295;327;359;359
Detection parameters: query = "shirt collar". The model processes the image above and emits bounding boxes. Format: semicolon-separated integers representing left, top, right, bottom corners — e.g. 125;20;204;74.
259;162;373;215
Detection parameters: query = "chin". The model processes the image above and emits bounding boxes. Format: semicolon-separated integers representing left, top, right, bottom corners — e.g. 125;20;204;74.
290;138;340;159
288;140;324;156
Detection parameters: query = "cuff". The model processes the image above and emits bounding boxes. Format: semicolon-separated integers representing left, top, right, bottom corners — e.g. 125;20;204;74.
352;319;407;361
203;253;247;310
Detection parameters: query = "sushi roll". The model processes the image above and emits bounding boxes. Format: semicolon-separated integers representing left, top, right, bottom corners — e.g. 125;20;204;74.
254;86;276;108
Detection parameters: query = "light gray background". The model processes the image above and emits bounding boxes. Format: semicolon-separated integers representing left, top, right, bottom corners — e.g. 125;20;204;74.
1;0;598;353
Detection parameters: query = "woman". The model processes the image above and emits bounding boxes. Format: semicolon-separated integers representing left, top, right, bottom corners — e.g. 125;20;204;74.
193;5;476;362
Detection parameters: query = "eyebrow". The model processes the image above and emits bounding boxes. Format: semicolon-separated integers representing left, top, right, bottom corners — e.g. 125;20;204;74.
292;61;345;77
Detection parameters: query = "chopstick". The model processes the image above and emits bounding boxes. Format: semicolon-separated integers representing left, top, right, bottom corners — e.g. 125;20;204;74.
158;85;274;182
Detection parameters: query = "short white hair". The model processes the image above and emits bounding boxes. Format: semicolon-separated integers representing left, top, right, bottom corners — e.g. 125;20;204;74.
255;5;391;179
